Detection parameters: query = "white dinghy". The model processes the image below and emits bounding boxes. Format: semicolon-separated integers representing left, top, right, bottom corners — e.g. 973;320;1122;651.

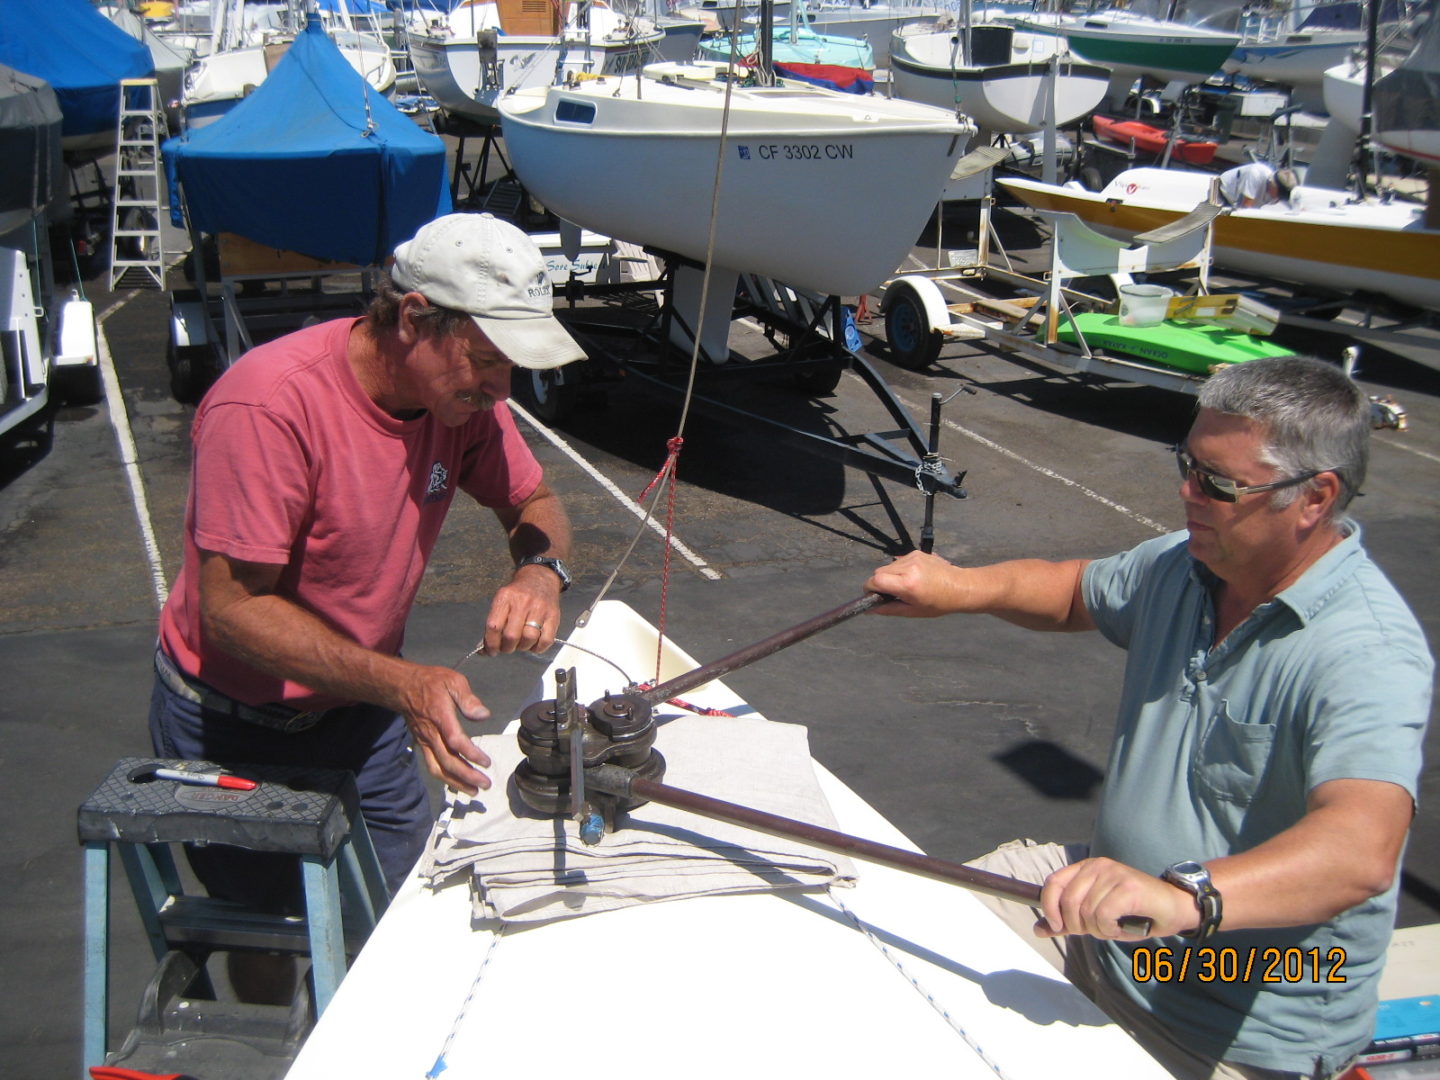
497;60;971;297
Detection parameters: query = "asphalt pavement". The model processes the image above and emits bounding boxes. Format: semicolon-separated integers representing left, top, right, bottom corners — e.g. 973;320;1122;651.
2;193;1437;1080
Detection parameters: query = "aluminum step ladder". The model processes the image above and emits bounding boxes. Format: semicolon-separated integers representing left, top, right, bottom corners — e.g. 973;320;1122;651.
79;757;390;1073
109;79;167;290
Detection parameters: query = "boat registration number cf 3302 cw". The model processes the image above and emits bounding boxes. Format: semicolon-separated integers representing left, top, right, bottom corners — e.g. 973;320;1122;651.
739;142;856;160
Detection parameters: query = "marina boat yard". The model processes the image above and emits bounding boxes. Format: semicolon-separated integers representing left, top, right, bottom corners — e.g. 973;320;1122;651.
2;1;1439;1076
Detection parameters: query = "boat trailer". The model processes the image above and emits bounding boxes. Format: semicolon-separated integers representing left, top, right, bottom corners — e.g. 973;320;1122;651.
529;242;968;531
878;198;1408;431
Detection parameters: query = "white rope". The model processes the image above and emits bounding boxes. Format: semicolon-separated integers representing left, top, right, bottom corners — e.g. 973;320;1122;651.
425;917;505;1078
826;885;1013;1079
578;50;745;623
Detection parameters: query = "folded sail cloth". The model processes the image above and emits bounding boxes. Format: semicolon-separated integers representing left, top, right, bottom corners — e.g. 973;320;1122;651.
421;714;857;924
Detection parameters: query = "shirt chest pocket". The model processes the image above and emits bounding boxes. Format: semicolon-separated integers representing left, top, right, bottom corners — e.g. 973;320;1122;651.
1192;699;1277;806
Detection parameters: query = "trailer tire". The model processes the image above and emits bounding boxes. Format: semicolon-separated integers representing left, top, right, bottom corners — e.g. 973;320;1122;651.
168;338;213;405
515;364;579;425
884;287;943;370
57;363;103;406
1080;166;1105;192
791;358;844;395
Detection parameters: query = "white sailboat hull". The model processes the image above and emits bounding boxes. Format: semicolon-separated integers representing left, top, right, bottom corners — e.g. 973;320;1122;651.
1223;32;1364;90
499;64;970;296
798;3;952;46
181;37;396;129
409;28;662;126
889;29;1110;134
1001;169;1440;312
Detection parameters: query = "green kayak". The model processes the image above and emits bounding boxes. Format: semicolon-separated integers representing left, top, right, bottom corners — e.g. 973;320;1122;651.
1055;313;1294;374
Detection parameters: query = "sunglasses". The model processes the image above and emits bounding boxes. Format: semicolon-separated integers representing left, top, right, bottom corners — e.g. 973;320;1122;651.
1173;447;1326;503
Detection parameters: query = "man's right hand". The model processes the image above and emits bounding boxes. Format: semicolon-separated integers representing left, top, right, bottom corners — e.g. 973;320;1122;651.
399;665;493;795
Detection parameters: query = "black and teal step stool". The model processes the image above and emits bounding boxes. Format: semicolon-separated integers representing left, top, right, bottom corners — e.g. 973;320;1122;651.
78;758;390;1072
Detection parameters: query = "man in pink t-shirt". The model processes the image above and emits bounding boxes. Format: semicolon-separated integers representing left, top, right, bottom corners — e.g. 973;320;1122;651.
149;214;586;921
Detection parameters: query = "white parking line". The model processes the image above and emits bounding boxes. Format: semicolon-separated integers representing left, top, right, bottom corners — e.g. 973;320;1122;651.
884;383;1171;535
95;315;170;610
507;400;723;580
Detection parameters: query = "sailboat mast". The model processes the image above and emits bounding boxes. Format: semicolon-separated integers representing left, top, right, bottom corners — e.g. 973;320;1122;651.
1356;0;1381;197
757;0;775;85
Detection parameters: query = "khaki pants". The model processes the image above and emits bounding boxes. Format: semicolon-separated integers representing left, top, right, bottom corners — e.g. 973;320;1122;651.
968;840;1349;1080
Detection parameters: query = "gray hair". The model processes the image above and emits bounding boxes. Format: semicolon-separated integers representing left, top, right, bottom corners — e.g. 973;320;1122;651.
1196;355;1368;524
365;271;473;340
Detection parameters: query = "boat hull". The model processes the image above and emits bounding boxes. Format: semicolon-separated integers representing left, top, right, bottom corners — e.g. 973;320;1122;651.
499;68;968;295
1017;16;1239;85
1223;33;1364;90
409;30;661;125
800;4;952;47
1001;170;1440;312
889;33;1110;134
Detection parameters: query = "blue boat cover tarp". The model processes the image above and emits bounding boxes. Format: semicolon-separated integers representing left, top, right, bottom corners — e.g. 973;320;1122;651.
0;0;152;139
164;17;452;266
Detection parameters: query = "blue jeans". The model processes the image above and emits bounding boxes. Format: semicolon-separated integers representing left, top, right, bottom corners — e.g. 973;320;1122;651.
149;662;433;909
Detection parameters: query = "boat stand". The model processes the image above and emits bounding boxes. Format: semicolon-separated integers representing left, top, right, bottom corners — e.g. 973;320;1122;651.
436;115;517;210
543;247;968;514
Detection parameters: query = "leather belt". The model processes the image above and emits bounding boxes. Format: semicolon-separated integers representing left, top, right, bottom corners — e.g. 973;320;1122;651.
154;649;326;734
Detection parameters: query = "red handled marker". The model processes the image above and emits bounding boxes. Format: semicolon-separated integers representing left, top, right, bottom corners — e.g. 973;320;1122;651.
153;768;258;791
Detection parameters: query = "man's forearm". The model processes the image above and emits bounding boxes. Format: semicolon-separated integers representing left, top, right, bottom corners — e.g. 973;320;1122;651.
203;589;414;710
500;483;572;564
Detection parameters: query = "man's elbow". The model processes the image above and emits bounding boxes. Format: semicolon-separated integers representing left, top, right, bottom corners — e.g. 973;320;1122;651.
1354;854;1402;902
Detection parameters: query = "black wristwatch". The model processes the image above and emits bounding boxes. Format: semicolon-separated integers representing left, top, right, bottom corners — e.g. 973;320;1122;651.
1162;860;1223;942
517;555;571;592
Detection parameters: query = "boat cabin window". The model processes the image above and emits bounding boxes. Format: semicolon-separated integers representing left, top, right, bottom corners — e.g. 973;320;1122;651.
555;99;596;124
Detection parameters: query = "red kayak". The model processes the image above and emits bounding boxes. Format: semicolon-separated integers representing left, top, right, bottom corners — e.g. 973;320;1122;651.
1091;114;1219;166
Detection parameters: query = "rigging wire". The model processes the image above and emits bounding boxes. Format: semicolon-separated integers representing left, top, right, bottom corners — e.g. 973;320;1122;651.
575;33;748;664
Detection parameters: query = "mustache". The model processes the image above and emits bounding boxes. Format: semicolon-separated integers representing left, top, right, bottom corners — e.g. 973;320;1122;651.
455;390;496;410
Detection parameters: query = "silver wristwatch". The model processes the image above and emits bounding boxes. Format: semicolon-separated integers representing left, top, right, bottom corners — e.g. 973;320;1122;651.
517;555;571;592
1162;860;1223;942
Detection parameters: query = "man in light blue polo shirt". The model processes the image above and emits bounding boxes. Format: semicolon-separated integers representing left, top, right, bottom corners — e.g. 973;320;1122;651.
864;355;1431;1080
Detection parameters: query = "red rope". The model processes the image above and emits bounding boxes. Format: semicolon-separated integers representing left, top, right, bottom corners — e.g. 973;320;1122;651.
636;436;684;684
634;683;732;717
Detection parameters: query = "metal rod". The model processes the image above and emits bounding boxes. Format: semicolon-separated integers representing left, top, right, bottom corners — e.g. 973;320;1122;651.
634;593;889;707
587;765;1154;935
587;766;1041;907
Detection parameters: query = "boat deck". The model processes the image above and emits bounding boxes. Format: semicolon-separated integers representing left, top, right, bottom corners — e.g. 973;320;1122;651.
3;145;1438;1080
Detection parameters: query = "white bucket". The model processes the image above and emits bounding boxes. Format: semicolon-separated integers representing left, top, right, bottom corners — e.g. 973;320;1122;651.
1118;284;1174;327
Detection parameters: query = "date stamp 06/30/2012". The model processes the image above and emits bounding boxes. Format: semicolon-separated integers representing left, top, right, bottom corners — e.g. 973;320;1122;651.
1130;946;1348;985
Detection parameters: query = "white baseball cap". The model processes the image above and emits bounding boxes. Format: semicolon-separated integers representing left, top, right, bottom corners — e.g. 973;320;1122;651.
391;213;586;370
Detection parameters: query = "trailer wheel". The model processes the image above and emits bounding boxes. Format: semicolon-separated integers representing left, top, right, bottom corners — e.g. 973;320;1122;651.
168;337;214;405
57;363;103;406
885;288;942;370
516;364;579;425
791;358;844;395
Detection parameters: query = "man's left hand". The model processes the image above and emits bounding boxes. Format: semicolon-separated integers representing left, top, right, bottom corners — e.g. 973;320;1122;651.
1036;857;1199;940
480;568;563;655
